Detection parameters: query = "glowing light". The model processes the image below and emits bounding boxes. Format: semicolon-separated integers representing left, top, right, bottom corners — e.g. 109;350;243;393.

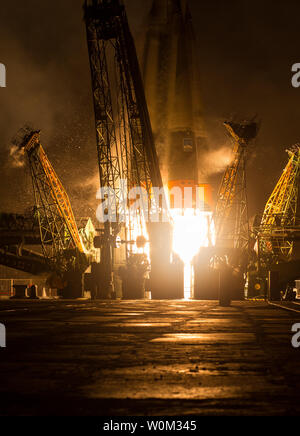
172;209;214;263
121;183;216;300
171;208;215;299
126;211;149;258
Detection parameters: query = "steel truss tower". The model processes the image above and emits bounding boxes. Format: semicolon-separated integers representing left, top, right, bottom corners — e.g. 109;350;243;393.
21;130;86;274
84;0;168;297
215;121;258;252
259;144;300;262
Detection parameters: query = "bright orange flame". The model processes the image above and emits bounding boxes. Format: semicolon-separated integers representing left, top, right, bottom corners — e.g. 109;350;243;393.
171;208;215;299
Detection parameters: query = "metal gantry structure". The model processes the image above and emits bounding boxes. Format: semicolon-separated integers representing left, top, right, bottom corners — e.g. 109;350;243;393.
259;144;300;263
21;130;87;274
0;211;49;274
84;0;164;200
84;0;168;296
214;121;258;252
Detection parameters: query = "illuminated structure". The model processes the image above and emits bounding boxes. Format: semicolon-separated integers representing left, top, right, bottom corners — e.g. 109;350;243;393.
142;1;215;298
259;144;300;262
84;0;178;299
214;121;258;252
0;132;97;288
22;131;86;265
18;129;89;297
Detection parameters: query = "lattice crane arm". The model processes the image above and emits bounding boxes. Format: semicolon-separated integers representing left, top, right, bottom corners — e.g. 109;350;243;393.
84;0;166;211
84;0;170;297
261;146;300;227
259;144;300;260
21;131;85;270
214;121;258;251
38;146;85;253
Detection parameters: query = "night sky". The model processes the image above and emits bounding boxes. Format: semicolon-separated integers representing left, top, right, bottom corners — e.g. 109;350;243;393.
0;0;300;221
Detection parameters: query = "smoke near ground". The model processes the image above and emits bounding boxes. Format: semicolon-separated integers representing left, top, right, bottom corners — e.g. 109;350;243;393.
0;0;299;221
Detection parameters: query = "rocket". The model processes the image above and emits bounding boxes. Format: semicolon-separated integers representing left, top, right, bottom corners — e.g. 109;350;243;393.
142;2;214;301
142;0;207;187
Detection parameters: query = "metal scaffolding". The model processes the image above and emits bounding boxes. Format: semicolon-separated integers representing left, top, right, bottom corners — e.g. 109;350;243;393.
84;0;168;297
214;121;258;252
22;131;86;273
259;144;300;262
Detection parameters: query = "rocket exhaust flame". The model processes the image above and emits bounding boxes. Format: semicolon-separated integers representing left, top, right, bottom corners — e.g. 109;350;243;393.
172;209;215;264
168;182;215;299
171;208;215;299
95;182;215;299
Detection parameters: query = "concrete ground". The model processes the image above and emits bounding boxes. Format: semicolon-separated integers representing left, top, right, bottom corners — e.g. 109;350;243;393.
0;299;300;416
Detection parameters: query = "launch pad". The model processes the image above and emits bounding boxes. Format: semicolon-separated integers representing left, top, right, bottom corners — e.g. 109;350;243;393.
1;0;300;421
1;298;300;416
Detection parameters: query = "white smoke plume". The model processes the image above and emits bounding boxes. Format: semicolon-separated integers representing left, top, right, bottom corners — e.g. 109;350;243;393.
9;145;25;168
200;144;234;178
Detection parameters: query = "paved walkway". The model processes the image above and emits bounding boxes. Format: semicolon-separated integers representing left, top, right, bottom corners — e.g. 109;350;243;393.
0;300;299;415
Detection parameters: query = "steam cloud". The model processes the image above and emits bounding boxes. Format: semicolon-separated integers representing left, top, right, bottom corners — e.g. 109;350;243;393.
200;144;234;178
9;145;25;169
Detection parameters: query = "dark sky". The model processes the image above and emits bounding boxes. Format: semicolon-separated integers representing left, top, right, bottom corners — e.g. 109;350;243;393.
0;0;300;220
